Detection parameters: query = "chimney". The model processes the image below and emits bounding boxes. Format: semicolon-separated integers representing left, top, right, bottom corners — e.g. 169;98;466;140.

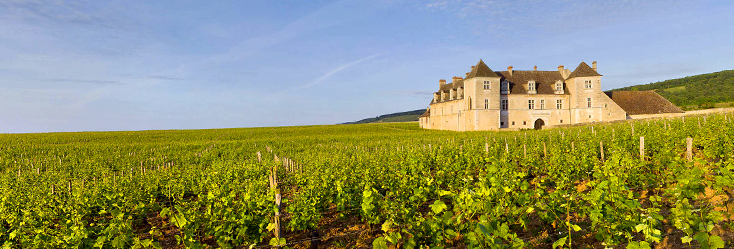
534;65;538;71
558;65;565;78
452;76;462;83
439;79;446;88
592;61;597;71
465;72;469;78
507;66;513;76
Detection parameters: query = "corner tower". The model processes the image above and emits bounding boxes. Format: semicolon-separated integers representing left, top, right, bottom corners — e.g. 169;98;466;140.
464;59;501;130
565;61;625;123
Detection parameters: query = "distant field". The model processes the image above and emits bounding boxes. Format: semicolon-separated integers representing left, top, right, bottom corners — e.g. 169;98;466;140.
1;115;733;248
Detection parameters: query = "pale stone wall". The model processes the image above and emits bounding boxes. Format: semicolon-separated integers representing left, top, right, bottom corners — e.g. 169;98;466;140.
565;75;627;124
503;94;572;128
427;98;469;131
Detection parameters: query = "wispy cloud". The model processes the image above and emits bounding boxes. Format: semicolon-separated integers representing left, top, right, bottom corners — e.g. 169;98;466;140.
289;53;385;92
47;78;121;85
419;0;689;38
142;75;186;81
205;1;348;65
0;0;147;32
383;90;435;98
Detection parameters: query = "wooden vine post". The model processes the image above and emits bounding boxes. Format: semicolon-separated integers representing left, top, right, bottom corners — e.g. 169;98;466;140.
274;191;282;241
639;136;645;161
631;123;635;136
686;137;693;162
600;141;605;162
268;164;282;241
542;142;547;157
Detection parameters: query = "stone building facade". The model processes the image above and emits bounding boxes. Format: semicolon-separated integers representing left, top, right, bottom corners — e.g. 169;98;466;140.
419;60;628;131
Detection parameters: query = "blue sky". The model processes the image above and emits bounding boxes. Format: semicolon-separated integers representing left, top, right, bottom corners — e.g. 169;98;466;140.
1;0;733;133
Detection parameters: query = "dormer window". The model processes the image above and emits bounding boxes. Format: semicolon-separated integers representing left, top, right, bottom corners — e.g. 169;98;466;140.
483;80;491;90
449;89;454;100
501;80;510;94
584;80;592;89
528;81;536;94
555;81;564;94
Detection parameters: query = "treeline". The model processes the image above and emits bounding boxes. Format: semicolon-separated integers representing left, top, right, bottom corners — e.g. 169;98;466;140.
343;109;424;124
613;70;734;109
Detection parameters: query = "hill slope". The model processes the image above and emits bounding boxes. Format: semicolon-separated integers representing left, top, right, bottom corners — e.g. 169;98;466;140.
612;70;734;109
343;109;424;124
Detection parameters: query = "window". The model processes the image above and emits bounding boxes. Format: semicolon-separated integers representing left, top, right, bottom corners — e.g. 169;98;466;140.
528;82;536;93
523;121;527;125
560;119;563;123
587;98;592;108
512;121;515;125
528;100;535;109
556;82;563;93
539;99;545;109
501;99;508;110
556;99;563;109
484;99;489;109
589;115;592;119
584;80;592;89
501;80;509;93
483;80;491;90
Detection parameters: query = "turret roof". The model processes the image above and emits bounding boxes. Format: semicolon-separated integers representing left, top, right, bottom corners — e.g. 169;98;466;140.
466;59;500;79
567;61;602;78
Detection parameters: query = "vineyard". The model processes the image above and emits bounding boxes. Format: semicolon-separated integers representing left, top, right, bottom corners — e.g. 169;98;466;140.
1;113;733;248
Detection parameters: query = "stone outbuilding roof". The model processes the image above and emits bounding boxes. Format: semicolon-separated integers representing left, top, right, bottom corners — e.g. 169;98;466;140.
604;90;684;115
568;62;602;78
420;109;430;118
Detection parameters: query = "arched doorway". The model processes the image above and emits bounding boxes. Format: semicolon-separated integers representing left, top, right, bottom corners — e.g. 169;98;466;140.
534;119;545;130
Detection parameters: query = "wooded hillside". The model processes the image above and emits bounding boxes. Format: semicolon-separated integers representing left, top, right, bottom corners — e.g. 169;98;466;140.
613;70;734;109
